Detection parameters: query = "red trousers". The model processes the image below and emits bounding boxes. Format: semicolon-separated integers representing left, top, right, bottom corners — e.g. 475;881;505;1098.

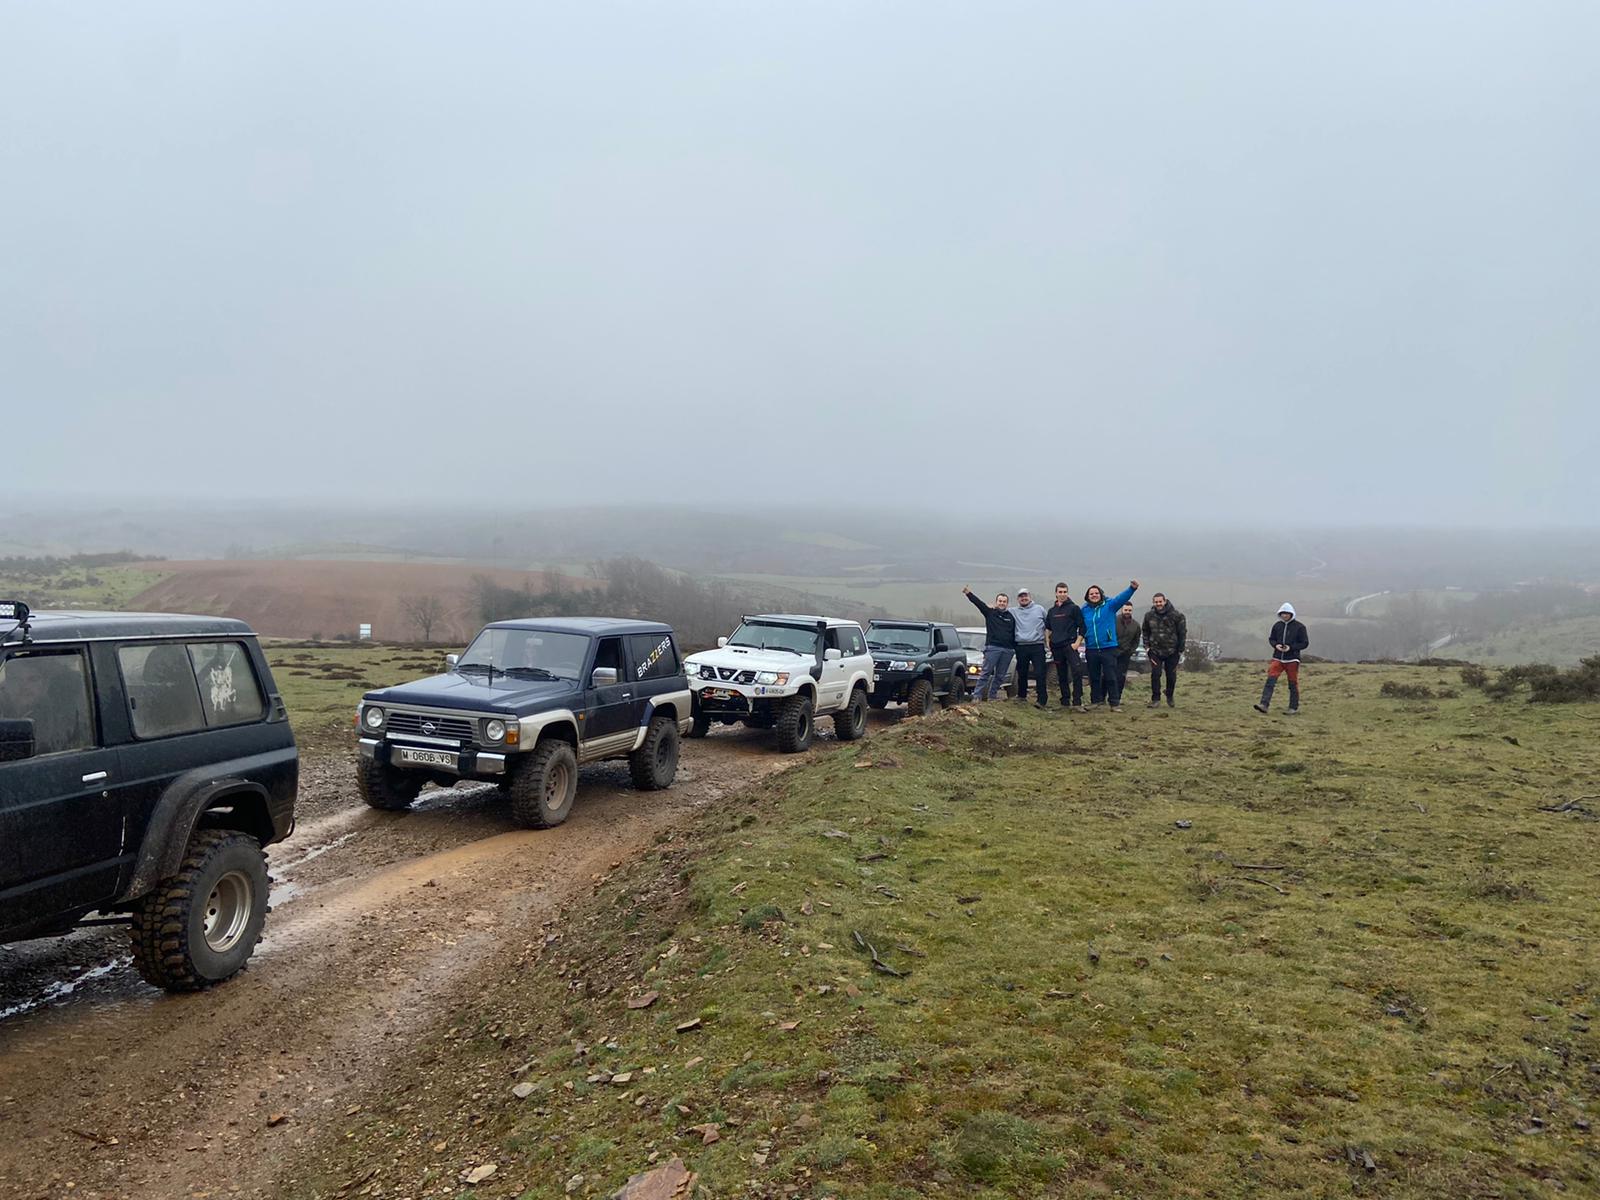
1266;659;1300;685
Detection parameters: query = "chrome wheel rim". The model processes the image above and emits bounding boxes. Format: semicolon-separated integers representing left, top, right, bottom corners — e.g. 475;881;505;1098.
203;870;254;954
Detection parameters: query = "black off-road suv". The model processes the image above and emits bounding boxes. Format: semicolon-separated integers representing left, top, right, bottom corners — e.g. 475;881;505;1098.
0;601;298;991
866;620;969;715
356;617;692;827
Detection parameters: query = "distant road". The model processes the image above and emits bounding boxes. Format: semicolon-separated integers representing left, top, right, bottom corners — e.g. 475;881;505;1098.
1344;590;1390;616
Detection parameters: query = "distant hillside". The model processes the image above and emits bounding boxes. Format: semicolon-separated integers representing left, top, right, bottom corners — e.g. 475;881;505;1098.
1448;614;1600;667
126;561;595;642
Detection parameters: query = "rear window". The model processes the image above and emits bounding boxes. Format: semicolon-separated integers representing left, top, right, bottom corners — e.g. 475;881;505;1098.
119;640;264;739
629;633;680;681
187;641;266;727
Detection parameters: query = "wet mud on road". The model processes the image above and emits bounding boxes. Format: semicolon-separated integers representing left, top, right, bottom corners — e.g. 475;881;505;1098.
0;718;894;1200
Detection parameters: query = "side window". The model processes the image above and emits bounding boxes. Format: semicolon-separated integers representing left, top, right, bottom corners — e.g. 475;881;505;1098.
932;627;948;651
0;650;95;756
187;642;266;727
592;637;624;684
824;628;841;652
119;643;206;739
628;633;679;681
841;627;867;657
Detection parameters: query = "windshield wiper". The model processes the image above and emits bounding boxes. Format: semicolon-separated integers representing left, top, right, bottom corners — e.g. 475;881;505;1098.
501;666;559;680
758;644;804;655
457;662;492;673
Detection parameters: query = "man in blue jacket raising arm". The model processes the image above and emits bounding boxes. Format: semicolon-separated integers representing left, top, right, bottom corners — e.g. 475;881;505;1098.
1079;580;1140;710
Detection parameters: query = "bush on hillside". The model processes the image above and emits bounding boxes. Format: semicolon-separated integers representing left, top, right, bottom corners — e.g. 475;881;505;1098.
1380;680;1438;700
1183;641;1215;672
1476;657;1600;703
1460;663;1490;689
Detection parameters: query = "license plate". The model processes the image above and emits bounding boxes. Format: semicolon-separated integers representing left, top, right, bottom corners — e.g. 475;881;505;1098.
398;747;456;768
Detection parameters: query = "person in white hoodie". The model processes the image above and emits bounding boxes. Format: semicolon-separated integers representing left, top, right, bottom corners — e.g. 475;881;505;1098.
1254;603;1310;715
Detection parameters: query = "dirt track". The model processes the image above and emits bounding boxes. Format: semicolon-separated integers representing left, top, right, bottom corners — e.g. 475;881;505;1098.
0;723;849;1200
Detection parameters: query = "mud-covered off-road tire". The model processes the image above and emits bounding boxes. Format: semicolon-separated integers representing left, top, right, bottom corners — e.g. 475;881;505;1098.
686;711;711;739
629;714;680;790
128;830;270;993
775;694;815;753
358;759;424;811
907;677;935;717
941;672;967;709
833;687;868;741
508;738;579;828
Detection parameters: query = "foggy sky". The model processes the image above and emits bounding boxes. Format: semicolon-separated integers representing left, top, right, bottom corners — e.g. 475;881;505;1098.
3;2;1596;526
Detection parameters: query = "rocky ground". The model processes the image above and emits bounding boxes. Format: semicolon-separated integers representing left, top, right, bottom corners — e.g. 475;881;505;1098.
0;723;841;1200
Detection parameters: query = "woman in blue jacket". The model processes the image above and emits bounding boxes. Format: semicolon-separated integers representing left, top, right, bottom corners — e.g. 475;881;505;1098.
1079;580;1139;710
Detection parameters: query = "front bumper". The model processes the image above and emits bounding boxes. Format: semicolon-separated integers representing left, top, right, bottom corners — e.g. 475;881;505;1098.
692;683;798;717
359;736;509;778
870;667;922;701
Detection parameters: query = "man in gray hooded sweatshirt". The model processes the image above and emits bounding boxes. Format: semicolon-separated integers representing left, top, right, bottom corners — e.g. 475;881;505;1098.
1254;603;1309;715
1009;587;1049;708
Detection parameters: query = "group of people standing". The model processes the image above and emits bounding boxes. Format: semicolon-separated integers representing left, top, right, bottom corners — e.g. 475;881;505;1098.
961;583;1310;714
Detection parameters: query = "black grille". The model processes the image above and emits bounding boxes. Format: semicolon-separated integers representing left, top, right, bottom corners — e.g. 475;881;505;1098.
710;667;757;684
387;712;476;742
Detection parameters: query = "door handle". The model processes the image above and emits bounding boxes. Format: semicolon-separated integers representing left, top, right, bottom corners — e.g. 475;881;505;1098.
622;692;632;699
82;771;109;785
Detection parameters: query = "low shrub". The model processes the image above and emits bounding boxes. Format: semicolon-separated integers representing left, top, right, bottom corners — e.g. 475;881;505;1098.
1183;641;1216;673
1380;680;1436;700
1460;663;1490;689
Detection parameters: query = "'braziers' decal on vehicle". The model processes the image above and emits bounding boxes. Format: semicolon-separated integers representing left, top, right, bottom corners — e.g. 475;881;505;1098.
636;635;672;679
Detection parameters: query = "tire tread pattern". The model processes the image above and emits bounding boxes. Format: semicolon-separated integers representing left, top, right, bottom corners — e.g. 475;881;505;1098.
128;830;267;993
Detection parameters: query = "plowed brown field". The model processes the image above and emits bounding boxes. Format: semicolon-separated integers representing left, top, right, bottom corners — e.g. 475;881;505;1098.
126;560;595;641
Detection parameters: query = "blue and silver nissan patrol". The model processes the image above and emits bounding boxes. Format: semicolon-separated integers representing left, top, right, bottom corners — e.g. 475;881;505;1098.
355;617;692;828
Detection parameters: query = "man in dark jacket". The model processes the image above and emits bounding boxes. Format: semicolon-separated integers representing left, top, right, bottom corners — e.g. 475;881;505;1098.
1141;593;1187;708
1045;582;1086;710
1115;603;1141;692
1254;603;1310;715
1080;580;1139;710
962;586;1016;701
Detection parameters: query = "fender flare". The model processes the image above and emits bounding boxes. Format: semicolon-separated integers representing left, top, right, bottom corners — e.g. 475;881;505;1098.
122;769;275;901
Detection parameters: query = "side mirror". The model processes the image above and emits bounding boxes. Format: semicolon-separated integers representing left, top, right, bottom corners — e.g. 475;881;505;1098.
591;667;619;688
824;647;843;662
0;718;36;764
444;653;459;671
716;636;728;648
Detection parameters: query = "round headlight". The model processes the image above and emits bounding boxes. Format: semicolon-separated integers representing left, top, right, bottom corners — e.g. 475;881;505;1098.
484;718;507;743
363;706;385;730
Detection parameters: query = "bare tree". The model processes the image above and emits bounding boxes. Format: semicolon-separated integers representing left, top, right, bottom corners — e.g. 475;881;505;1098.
399;594;446;643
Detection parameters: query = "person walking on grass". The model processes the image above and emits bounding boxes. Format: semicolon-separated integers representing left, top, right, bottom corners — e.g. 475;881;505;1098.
1254;603;1309;715
1045;582;1086;710
1010;587;1049;708
1079;580;1139;710
1115;602;1141;692
962;586;1016;701
1142;593;1187;708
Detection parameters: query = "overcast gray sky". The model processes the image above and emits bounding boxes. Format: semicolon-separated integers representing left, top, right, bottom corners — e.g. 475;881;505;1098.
3;2;1596;525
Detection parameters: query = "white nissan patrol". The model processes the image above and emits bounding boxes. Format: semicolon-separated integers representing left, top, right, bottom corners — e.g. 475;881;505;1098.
683;615;874;752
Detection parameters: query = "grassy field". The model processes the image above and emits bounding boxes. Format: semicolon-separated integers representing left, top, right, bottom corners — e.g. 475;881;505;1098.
264;642;456;751
295;663;1599;1199
0;563;171;610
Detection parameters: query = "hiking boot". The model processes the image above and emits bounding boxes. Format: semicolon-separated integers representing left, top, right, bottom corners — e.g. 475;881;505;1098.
1253;703;1269;714
1166;698;1175;708
1147;700;1160;709
1108;704;1122;712
1286;708;1300;716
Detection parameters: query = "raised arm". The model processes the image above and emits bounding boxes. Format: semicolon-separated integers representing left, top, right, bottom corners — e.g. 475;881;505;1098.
1106;581;1138;611
963;587;993;616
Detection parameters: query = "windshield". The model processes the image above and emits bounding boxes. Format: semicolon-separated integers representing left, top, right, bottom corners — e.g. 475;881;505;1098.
725;621;820;656
456;628;589;681
867;625;931;652
958;630;985;651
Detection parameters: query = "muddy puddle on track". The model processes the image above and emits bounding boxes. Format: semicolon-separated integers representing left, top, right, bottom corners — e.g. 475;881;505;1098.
0;719;885;1200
